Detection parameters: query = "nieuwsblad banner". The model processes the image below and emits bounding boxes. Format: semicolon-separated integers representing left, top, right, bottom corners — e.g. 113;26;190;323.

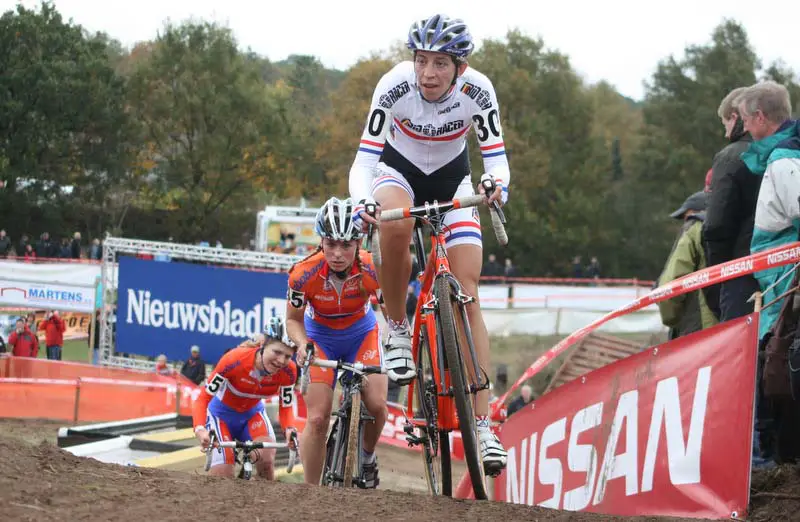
116;257;288;363
481;314;757;519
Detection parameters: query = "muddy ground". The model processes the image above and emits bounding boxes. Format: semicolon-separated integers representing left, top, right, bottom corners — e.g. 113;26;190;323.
0;418;796;521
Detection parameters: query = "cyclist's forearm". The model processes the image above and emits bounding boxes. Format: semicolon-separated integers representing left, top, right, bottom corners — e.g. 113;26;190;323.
191;389;212;429
349;163;376;203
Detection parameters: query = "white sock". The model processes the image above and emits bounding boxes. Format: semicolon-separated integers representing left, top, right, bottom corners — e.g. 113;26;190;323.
476;415;490;431
361;447;376;464
388;317;409;332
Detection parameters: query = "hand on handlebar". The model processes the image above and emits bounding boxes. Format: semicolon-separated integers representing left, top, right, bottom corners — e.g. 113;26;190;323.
478;175;504;206
296;341;315;367
195;427;212;450
355;199;381;232
285;428;299;451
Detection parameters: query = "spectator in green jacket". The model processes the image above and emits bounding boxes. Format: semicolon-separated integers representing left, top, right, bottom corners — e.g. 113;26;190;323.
657;191;719;339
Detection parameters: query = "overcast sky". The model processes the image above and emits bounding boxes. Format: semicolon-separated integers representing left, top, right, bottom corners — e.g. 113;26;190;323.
5;0;799;100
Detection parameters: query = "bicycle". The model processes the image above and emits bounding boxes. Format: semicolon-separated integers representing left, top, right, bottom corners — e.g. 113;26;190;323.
299;344;387;488
203;429;299;480
364;177;508;500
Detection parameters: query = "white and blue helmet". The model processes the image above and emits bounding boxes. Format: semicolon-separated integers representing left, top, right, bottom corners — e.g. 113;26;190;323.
263;315;294;348
315;197;363;242
407;14;475;60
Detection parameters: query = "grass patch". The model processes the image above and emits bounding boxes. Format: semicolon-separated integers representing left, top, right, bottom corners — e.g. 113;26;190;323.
47;339;91;363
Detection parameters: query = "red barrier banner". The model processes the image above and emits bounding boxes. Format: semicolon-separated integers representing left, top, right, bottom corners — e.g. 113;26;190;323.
494;241;800;415
476;314;757;519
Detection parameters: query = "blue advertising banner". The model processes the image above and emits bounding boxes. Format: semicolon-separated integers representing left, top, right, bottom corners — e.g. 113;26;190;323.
116;257;288;364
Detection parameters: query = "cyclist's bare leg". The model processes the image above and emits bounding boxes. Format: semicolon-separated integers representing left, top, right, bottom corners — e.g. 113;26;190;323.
447;244;490;417
300;382;334;485
208;463;234;478
253;437;276;480
373;186;414;322
361;373;388;455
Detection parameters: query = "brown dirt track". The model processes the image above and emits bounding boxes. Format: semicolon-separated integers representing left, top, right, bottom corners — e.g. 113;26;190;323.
0;418;797;521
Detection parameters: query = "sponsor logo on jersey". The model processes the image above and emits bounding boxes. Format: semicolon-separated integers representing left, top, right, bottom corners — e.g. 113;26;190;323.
400;118;465;137
460;82;493;110
379;81;411;109
437;101;461;115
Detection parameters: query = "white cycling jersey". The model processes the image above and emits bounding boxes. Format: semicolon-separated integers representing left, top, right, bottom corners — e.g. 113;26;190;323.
348;61;511;205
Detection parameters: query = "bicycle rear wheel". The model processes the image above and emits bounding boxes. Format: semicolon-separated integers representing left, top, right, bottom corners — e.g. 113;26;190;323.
343;389;362;488
434;276;487;500
415;326;451;496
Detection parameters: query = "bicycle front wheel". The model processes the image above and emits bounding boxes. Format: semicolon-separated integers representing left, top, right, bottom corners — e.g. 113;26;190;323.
434;276;487;500
343;389;362;488
415;323;451;496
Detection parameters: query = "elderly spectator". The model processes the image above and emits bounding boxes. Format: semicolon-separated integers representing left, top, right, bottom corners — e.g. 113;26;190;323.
8;319;40;358
702;86;761;323
39;310;66;360
739;81;799;467
507;384;534;417
180;345;207;385
155;354;174;376
738;82;799;340
657;191;719;339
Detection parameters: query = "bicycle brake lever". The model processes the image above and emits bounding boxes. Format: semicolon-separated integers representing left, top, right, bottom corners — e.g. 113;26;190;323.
490;200;507;224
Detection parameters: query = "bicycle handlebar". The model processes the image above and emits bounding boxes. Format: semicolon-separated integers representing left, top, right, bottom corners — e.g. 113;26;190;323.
215;440;287;450
366;178;508;265
203;429;299;474
310;358;385;375
299;343;384;395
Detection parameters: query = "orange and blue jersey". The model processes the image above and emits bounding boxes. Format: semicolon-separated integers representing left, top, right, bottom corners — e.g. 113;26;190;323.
192;344;298;465
287;250;383;387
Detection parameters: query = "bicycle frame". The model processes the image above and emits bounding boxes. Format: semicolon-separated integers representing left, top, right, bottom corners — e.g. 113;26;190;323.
404;216;487;433
300;350;384;488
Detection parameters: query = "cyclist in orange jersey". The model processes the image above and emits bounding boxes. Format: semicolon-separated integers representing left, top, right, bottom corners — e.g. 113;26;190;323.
193;317;299;480
286;196;387;488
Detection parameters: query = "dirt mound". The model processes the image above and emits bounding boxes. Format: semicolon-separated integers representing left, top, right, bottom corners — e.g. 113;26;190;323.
0;435;699;522
749;464;800;521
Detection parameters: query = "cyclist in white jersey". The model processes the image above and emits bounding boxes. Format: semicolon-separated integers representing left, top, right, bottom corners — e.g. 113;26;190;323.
348;14;509;474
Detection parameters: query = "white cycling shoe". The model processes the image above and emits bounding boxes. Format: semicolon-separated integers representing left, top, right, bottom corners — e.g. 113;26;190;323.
384;325;415;385
479;425;508;477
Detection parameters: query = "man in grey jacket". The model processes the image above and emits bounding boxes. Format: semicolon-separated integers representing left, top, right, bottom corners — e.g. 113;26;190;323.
702;87;761;321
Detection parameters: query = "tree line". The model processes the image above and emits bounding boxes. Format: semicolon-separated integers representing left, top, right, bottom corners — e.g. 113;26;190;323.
1;2;798;278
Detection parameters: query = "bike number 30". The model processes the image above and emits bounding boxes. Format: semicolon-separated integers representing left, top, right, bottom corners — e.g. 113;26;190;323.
472;109;500;141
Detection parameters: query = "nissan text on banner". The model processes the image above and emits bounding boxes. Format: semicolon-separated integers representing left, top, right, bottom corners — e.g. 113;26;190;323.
116;257;288;363
490;314;757;519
